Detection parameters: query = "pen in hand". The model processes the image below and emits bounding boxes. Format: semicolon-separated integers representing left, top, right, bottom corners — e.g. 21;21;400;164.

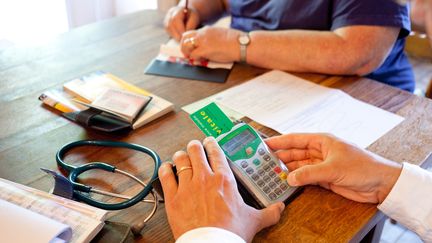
183;0;189;24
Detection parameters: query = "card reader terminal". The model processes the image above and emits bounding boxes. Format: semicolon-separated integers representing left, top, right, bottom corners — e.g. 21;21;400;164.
216;123;299;207
190;102;300;208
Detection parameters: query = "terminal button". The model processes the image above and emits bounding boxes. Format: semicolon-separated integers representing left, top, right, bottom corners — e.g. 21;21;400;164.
245;147;254;155
240;161;248;168
273;167;282;174
246;167;254;175
269;182;276;189
253;159;261;166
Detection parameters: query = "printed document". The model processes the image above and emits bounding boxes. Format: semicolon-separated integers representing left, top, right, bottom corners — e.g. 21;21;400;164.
0;199;71;243
183;70;404;148
0;178;107;243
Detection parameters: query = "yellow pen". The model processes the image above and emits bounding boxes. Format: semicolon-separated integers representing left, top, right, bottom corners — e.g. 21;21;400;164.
39;90;83;113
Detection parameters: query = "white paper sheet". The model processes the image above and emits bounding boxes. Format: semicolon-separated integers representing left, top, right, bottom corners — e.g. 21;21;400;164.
0;179;106;243
185;70;404;148
2;178;107;221
0;199;72;243
158;39;234;69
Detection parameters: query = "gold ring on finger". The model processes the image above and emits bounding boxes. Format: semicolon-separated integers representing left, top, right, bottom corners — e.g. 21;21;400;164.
186;37;197;49
176;166;192;176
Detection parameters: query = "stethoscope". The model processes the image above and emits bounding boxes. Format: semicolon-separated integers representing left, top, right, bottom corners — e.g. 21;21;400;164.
51;140;162;234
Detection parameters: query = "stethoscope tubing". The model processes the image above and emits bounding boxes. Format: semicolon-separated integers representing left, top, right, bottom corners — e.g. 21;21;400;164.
56;140;161;210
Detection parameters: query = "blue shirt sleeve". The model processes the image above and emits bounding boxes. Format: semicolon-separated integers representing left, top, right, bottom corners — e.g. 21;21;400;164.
227;0;414;92
331;0;411;38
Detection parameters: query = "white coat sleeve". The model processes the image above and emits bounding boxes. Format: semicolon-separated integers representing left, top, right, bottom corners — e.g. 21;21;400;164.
378;162;432;242
176;227;245;243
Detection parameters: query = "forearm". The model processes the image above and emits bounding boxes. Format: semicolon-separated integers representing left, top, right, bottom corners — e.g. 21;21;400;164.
410;0;427;33
179;0;228;23
247;27;395;76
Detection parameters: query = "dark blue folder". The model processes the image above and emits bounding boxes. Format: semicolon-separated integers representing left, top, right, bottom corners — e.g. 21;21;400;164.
144;59;231;83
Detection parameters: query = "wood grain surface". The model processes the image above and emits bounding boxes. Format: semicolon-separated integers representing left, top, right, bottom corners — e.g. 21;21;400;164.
1;10;431;243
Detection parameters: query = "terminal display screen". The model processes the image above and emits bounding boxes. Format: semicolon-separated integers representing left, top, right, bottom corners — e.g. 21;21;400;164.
222;129;256;156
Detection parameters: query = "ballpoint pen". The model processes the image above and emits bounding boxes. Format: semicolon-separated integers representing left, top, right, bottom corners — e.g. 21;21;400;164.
183;0;189;24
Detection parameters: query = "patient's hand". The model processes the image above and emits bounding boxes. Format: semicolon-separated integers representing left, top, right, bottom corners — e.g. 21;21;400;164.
180;27;244;63
164;5;200;41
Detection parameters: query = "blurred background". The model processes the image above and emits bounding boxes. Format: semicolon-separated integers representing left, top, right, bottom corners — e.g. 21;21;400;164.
2;0;430;97
0;0;177;49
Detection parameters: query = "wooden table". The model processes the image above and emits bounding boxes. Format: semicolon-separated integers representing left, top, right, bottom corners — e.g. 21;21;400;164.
1;10;432;243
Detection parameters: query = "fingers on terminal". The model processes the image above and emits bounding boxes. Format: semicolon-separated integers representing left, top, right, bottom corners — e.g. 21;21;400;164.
275;149;310;163
186;140;212;174
288;163;331;186
203;137;233;176
265;133;329;151
264;134;304;150
172;151;193;181
158;162;177;201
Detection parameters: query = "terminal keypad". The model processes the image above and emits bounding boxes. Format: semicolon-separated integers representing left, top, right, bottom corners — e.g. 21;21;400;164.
239;145;291;201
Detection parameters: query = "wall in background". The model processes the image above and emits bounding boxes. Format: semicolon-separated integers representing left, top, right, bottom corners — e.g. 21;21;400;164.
0;0;171;49
0;0;69;47
66;0;158;28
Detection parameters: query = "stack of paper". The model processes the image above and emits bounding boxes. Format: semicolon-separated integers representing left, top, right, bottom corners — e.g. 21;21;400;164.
183;70;404;148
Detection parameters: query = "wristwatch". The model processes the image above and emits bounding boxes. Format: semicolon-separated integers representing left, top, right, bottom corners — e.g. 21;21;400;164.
238;33;251;63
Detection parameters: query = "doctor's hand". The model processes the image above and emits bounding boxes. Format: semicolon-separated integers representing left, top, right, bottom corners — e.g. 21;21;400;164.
164;5;200;41
265;133;402;204
180;27;243;63
158;137;285;242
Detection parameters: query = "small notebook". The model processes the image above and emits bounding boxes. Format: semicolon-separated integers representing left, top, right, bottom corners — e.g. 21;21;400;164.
145;59;231;83
39;71;174;132
145;39;232;83
74;89;152;123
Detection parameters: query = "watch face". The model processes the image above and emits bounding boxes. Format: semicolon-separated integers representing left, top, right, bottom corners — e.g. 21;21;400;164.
239;35;250;45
